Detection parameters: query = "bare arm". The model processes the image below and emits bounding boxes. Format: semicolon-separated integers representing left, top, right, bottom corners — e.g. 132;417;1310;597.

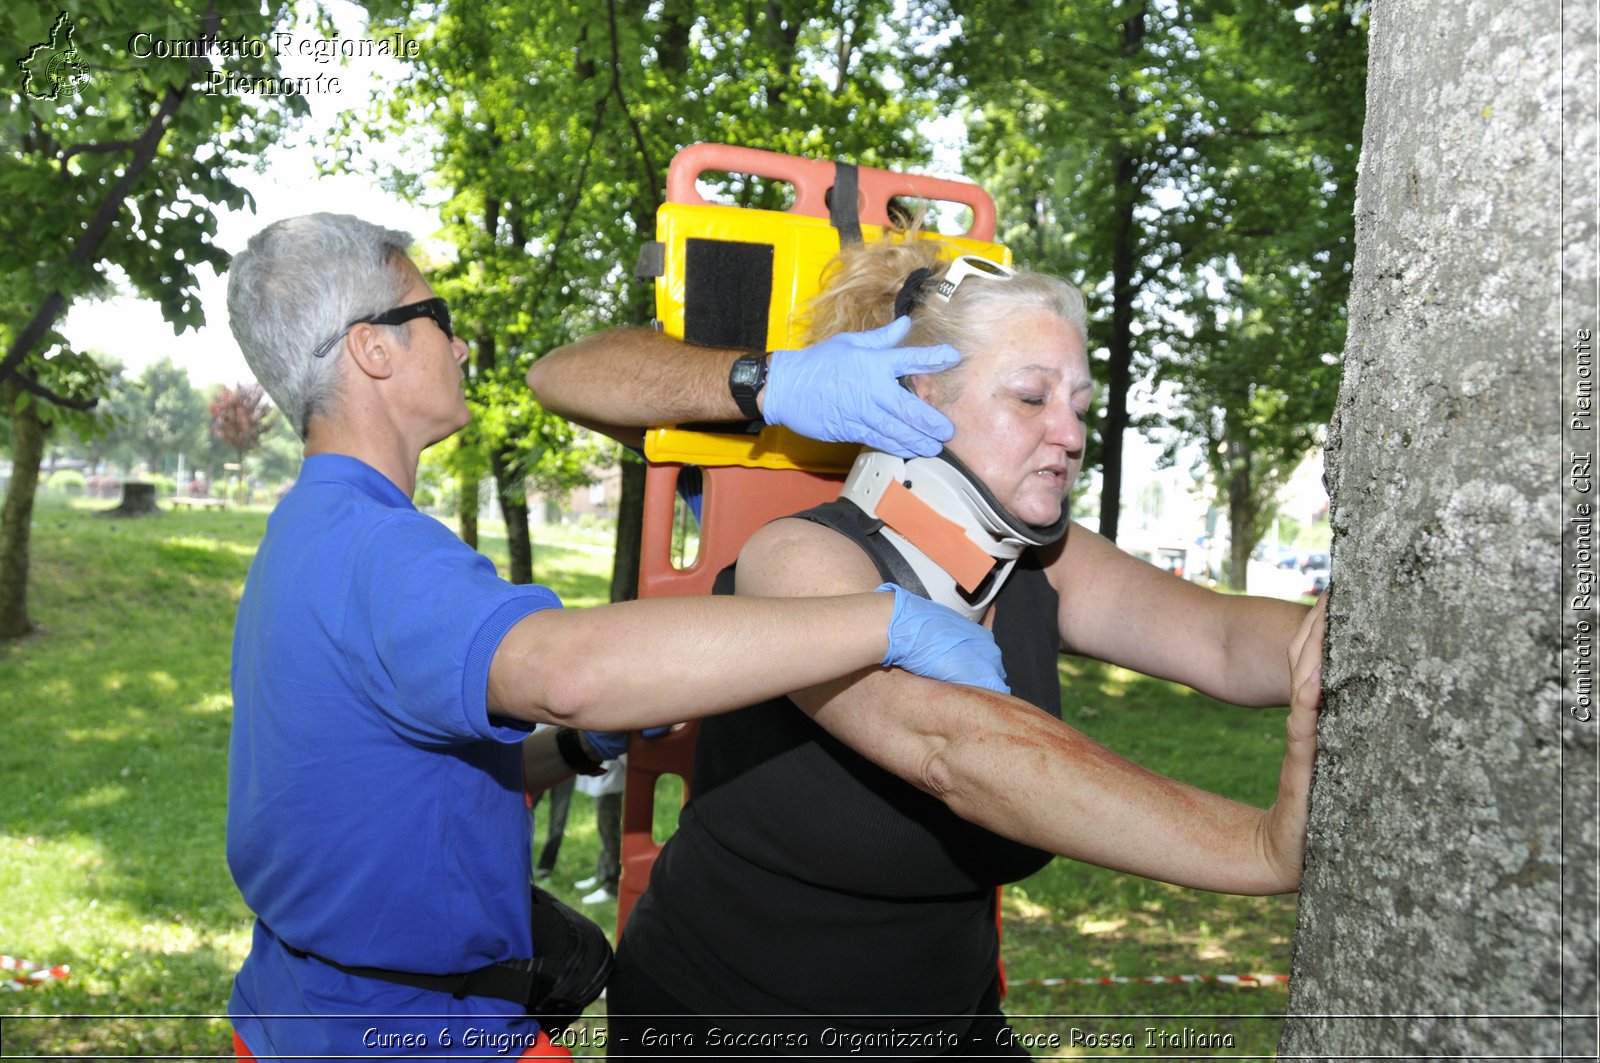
520;728;571;795
488;590;937;731
1050;523;1311;706
528;319;960;458
737;518;1326;895
527;327;750;447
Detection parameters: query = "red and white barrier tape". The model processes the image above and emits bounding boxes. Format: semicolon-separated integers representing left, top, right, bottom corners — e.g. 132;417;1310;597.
1;954;71;992
1014;973;1289;989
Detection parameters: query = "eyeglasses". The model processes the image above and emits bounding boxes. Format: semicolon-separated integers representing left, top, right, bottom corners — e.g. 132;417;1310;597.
312;297;454;359
926;255;1015;306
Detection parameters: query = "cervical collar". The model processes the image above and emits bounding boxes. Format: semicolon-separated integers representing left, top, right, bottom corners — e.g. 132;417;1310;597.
837;449;1071;621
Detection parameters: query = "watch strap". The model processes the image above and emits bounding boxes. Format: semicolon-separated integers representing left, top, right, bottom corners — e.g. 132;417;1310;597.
728;353;768;424
555;727;607;776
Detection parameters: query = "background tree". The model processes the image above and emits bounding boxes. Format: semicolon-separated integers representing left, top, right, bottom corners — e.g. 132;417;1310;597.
951;0;1362;561
0;0;308;639
208;381;276;476
123;357;208;474
250;414;304;491
1150;0;1364;588
953;0;1202;543
1280;0;1594;1055
56;354;128;473
362;0;930;594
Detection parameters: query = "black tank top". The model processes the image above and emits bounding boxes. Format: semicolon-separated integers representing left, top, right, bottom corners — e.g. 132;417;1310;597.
619;500;1063;1032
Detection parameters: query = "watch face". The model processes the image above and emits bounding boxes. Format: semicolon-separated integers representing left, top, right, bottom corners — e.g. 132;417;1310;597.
731;357;764;391
730;356;767;421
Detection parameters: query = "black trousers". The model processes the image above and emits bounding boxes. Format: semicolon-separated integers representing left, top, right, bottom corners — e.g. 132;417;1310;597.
593;790;621;891
605;938;1028;1060
529;776;574;875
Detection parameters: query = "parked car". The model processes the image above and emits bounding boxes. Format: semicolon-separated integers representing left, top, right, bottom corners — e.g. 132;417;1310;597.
1299;551;1330;573
1303;566;1330;597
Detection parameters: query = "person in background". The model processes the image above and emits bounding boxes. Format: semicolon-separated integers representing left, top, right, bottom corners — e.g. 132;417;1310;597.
571;756;624;905
527;725;574;883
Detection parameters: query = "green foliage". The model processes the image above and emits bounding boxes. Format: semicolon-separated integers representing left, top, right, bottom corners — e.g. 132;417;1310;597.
950;0;1365;560
2;1;310;381
44;468;86;494
108;357;208;472
1148;0;1366;582
141;472;176;497
343;0;939;581
251;413;304;487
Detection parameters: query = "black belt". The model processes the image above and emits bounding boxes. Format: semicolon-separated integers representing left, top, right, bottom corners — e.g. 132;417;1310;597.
271;884;613;1028
282;942;535;1005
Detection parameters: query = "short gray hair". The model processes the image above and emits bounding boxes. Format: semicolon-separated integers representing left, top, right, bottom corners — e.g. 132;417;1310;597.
226;213;414;438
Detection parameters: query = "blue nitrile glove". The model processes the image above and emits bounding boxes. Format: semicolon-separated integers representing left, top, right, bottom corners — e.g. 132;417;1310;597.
581;726;673;760
875;583;1009;695
762;316;960;459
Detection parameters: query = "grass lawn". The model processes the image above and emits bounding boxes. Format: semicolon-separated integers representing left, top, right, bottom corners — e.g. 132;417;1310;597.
1;497;1298;1058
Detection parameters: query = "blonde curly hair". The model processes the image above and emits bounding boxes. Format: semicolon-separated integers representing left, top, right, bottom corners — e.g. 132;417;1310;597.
796;218;1088;406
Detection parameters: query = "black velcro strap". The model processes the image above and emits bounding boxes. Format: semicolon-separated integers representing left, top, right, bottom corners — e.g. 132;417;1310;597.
683;237;774;349
829;162;863;246
282;943;534;1005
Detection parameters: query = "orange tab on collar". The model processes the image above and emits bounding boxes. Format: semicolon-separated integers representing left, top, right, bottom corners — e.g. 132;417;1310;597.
874;479;996;593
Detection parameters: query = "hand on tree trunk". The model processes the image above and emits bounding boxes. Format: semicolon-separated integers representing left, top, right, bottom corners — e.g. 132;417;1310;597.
1260;592;1327;890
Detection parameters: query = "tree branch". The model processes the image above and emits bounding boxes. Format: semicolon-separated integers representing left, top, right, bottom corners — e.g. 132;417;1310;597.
58;138;146;166
13;369;98;412
1;3;221;400
606;0;660;212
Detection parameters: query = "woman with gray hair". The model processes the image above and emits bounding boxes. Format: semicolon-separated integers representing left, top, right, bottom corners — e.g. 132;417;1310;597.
534;228;1325;1056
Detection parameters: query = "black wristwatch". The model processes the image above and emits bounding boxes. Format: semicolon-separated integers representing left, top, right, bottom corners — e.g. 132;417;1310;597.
728;353;768;424
554;727;607;776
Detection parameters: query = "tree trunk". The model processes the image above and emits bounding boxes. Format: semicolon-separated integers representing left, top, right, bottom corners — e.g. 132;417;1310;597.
1226;460;1254;593
609;455;645;603
0;383;48;640
490;449;534;586
473;190;533;587
1279;2;1595;1056
105;481;160;517
1095;1;1147;546
458;469;479;550
1223;416;1256;592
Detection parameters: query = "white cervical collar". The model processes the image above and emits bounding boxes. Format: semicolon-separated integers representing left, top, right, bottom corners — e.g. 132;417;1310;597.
837;449;1070;621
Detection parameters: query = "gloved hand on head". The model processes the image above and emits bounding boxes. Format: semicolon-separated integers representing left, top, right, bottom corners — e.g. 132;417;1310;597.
762;317;959;459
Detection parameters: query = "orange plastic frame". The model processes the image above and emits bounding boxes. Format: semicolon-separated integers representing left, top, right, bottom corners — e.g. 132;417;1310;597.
618;144;1000;935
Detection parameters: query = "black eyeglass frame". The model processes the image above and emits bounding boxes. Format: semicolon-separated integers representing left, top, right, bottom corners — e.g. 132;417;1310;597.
312;297;454;359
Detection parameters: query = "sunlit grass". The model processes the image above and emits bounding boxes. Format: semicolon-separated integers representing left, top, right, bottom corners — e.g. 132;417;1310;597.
1;497;1297;1057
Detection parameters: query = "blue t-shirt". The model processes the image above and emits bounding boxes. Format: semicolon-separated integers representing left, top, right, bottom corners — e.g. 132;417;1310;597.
227;454;562;1059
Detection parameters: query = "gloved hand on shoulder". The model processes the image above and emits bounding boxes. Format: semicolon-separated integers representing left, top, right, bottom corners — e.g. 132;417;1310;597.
875;583;1009;695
